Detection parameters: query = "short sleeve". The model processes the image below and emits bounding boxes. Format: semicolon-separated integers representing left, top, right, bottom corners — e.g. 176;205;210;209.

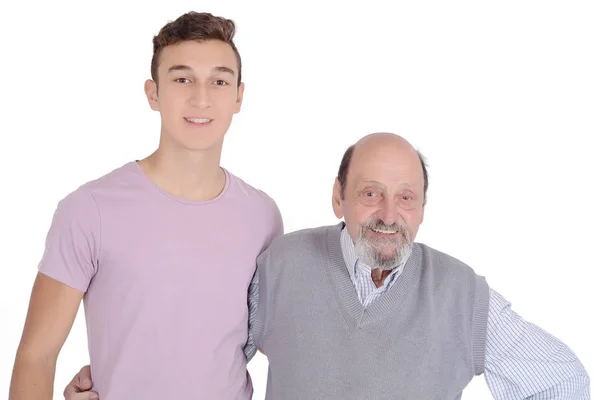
37;187;101;293
270;201;284;240
259;197;284;253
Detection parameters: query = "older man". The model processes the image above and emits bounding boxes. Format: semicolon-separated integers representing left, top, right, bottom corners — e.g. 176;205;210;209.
252;133;589;399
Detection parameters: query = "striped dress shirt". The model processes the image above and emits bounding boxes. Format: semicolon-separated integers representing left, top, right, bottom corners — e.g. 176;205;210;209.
245;227;590;399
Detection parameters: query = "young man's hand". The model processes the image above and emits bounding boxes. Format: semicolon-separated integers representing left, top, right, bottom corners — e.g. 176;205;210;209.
63;365;98;400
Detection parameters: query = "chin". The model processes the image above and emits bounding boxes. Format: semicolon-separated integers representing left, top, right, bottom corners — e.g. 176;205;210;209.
174;134;225;152
184;142;223;152
375;247;399;259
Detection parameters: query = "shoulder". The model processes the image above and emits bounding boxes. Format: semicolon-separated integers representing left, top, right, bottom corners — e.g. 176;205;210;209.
225;169;280;212
415;242;478;277
53;184;99;221
261;225;330;260
50;162;140;227
414;242;488;296
58;162;138;204
256;225;329;283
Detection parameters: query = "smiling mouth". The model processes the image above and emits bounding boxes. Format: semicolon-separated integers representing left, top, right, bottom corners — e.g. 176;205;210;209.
184;117;212;125
370;228;398;235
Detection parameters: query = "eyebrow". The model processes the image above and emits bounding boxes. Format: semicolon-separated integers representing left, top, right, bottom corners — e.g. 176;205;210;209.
213;66;235;76
360;180;385;188
167;64;235;76
360;180;417;189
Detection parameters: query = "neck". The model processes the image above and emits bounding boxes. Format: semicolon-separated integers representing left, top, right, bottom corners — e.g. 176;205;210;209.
371;268;393;288
138;141;225;202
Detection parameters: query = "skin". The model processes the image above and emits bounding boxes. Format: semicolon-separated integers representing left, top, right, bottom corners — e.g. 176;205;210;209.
332;133;426;287
9;39;244;400
9;274;83;400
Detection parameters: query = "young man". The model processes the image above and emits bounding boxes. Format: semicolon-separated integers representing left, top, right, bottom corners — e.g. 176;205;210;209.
9;12;281;400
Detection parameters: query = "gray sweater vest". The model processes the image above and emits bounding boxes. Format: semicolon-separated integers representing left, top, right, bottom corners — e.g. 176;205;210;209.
253;223;489;400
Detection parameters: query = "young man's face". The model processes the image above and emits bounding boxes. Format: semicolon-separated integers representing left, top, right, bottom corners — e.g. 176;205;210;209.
145;39;244;152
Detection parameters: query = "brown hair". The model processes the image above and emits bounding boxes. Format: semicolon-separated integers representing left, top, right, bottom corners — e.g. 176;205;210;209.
336;145;429;205
150;11;242;87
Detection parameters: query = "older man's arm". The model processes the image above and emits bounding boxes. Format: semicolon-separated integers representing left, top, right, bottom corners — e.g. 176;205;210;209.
484;288;590;399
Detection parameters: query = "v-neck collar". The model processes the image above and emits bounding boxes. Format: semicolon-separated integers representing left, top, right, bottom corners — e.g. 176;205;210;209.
320;223;422;328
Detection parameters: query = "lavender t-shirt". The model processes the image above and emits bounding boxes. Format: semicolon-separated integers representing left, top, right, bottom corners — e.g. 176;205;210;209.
38;161;282;399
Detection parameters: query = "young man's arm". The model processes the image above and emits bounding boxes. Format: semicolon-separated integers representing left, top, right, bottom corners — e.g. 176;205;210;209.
10;187;101;400
9;273;83;400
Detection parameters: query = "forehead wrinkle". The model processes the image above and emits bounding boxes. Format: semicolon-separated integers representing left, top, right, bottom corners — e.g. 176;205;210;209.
356;177;419;189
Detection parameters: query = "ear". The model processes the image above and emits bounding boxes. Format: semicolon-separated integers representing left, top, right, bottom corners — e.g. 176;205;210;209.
418;207;425;225
144;79;159;111
234;81;245;114
332;178;344;219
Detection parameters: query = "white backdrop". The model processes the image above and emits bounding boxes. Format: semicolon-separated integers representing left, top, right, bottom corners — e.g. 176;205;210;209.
1;1;598;398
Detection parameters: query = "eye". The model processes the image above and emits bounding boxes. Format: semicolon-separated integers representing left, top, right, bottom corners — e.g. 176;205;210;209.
214;79;229;86
397;194;418;210
363;190;381;199
360;190;381;202
175;77;191;83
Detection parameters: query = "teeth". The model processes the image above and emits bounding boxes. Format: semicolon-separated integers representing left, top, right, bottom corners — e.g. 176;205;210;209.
186;118;211;124
372;228;397;234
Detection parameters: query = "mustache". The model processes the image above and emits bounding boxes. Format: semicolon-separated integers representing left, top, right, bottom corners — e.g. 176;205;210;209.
362;219;411;241
365;219;401;231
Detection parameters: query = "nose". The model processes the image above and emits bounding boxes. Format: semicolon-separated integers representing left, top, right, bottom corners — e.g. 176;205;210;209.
188;84;212;108
377;197;398;226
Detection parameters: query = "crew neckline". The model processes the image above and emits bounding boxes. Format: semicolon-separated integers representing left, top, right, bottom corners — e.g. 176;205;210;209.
129;160;231;205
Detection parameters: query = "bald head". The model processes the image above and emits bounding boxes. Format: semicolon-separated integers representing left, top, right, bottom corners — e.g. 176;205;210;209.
355;132;415;152
336;133;429;204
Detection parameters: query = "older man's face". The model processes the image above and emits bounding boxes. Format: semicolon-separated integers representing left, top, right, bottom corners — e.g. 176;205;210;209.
333;137;425;269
